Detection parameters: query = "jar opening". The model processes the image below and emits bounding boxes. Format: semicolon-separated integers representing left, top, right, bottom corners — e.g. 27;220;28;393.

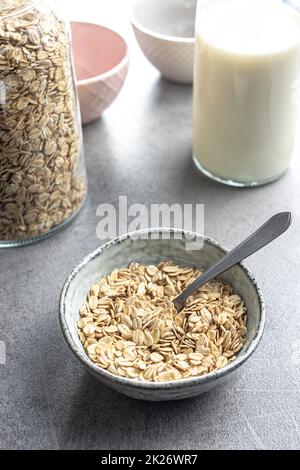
0;0;43;18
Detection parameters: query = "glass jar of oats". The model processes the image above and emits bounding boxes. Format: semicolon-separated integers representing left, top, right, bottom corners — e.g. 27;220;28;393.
0;0;87;246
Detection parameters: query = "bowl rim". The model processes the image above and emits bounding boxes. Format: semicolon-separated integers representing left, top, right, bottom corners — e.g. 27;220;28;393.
71;21;130;85
131;0;196;44
59;228;265;390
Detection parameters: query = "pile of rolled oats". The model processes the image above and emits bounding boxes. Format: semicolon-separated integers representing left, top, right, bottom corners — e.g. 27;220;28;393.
0;0;85;241
78;261;248;382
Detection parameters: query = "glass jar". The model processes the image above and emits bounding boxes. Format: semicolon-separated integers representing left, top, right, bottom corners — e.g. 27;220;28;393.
193;0;300;186
0;0;86;246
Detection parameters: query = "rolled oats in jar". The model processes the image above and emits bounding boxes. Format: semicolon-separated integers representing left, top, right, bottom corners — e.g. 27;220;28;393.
0;0;86;246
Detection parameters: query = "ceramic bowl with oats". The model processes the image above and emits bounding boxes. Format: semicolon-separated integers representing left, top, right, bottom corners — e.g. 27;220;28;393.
59;229;265;401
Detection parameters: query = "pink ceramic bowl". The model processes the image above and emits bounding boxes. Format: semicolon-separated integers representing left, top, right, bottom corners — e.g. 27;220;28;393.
71;22;129;125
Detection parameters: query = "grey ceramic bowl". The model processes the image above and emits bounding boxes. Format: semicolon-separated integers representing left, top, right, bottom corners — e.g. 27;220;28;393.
59;229;265;401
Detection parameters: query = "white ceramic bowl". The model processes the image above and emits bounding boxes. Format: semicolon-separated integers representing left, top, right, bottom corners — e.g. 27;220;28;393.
131;0;196;84
71;22;129;125
59;229;265;401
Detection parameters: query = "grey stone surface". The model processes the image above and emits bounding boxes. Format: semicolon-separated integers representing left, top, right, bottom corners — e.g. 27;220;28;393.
0;11;300;449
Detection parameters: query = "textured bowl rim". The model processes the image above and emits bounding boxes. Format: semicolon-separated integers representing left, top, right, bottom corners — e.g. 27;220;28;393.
59;228;265;391
131;0;196;44
72;21;130;86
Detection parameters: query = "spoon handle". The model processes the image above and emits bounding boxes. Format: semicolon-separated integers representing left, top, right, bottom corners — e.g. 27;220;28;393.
173;212;292;311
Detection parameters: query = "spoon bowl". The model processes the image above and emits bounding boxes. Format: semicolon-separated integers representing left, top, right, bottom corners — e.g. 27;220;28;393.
60;229;265;401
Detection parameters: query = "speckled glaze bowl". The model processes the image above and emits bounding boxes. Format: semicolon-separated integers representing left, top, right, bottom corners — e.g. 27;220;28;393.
131;0;196;84
71;22;129;125
59;229;265;401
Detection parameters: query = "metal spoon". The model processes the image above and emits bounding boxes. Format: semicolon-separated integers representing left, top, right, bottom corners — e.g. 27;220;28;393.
173;212;292;312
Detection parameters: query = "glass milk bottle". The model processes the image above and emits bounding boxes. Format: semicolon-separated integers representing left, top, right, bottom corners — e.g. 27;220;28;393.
193;0;300;186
